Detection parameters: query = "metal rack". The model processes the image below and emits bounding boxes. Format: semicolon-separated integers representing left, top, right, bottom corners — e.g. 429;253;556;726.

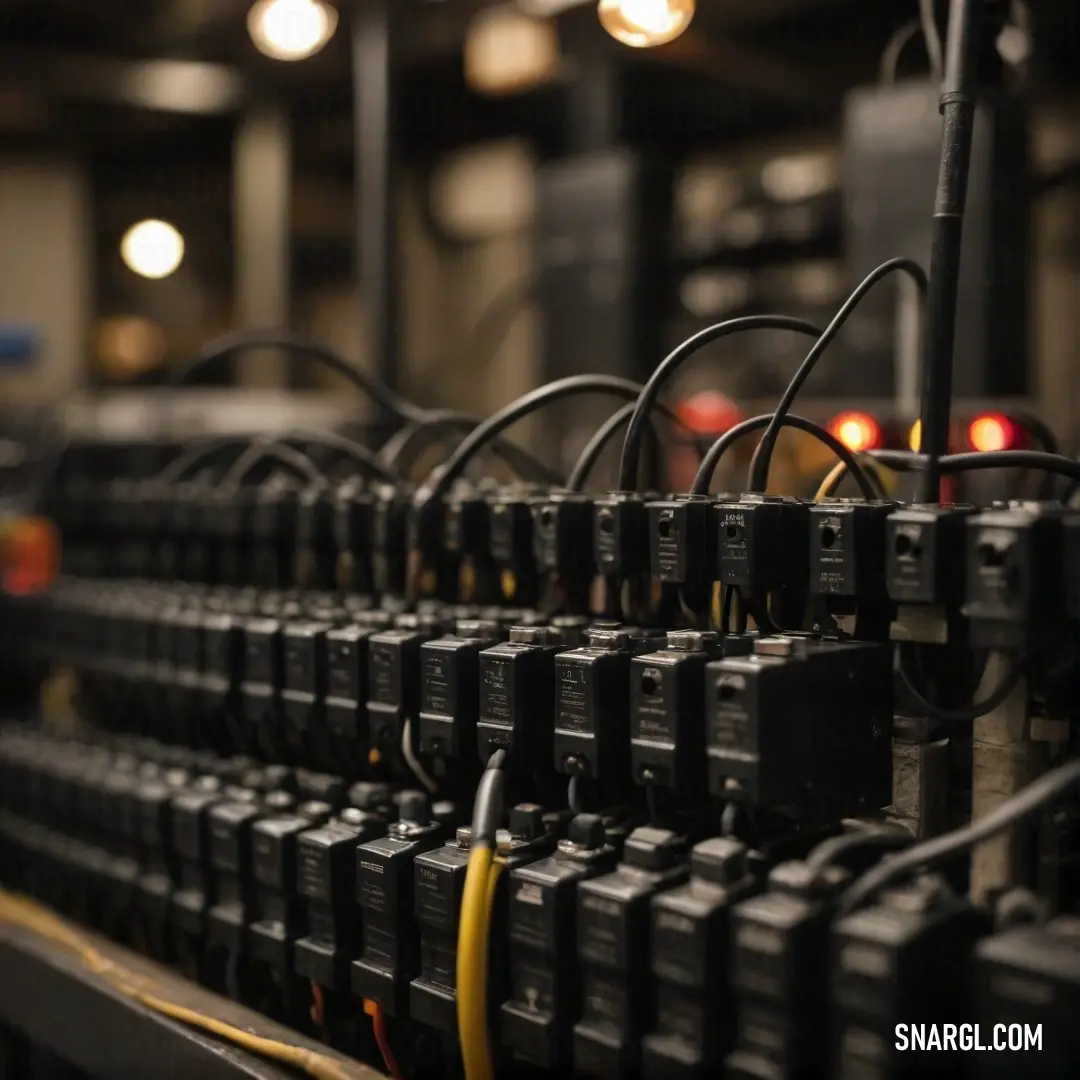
0;921;386;1080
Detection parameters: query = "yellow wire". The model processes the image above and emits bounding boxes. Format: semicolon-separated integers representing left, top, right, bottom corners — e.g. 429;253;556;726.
456;845;502;1080
0;890;373;1080
814;455;890;503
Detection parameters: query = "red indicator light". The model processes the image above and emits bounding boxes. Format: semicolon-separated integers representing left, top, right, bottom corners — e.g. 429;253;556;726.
828;411;881;453
967;413;1016;453
0;517;59;596
676;391;742;435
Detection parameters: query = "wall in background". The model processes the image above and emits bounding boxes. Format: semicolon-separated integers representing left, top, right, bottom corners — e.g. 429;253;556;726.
0;159;91;402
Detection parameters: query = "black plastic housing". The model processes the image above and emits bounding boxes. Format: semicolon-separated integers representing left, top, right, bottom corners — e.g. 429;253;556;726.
705;636;893;820
886;504;975;607
573;826;690;1077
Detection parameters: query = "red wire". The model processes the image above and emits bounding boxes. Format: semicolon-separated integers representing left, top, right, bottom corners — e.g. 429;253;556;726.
365;1000;404;1080
309;981;326;1031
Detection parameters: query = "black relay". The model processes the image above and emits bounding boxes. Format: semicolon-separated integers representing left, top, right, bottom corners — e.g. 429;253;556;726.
371;483;410;598
248;798;334;970
281;620;331;748
554;626;647;788
367;617;439;759
831;874;987;1080
240;615;285;752
706;636;892;820
296;484;336;589
170;776;232;937
352;792;447;1017
501;814;620;1071
325;616;389;751
201;610;242;730
419;619;501;761
716;495;810;614
1063;511;1080;622
133;766;190;944
251;482;296;589
216;485;255;587
643;837;758;1080
478;625;563;765
293;783;393;991
886;504;975;608
531;492;595;584
809;500;894;630
410;804;557;1036
727;860;851;1080
963;502;1065;649
444;486;491;563
333;480;374;594
488;491;535;568
172;606;206;738
629;630;725;799
974;915;1080;1080
573;826;690;1077
206;788;293;954
594;492;650;579
647;494;717;587
97;759;142;922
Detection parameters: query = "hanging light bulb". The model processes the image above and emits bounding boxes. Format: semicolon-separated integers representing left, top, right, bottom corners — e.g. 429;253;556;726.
597;0;695;48
247;0;338;62
120;220;185;280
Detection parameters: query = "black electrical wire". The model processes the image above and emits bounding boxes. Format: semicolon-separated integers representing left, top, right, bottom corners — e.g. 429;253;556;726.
839;757;1080;915
452;274;535;372
897;644;1025;722
916;0;981;502
471;749;507;847
566;400;684;493
266;430;399;483
221;443;325;487
153;435;255;485
168;328;423;423
690;413;879;500
748;258;928;493
1015;413;1060;499
720;584;734;635
807;447;1080;491
419;375;653;505
616;315;827;493
805;827;914;874
924;450;1080;485
880;18;925;84
919;0;945;82
380;410;561;485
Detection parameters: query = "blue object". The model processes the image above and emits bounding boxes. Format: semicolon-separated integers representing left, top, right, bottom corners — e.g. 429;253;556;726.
0;325;41;366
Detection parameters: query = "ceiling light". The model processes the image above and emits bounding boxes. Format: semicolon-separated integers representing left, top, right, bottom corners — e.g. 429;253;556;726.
120;220;185;280
247;0;339;62
465;5;560;97
597;0;695;48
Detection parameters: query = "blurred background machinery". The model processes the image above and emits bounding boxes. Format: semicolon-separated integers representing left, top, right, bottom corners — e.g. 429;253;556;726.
0;0;1077;481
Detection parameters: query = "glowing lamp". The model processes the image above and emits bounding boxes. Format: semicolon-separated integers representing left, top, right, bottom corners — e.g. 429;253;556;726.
597;0;695;48
828;411;881;454
120;220;184;280
908;419;921;452
968;413;1016;453
247;0;338;62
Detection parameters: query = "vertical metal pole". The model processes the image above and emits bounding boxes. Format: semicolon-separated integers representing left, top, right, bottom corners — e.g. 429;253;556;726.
918;0;982;501
353;0;399;422
233;106;292;387
567;53;619;154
